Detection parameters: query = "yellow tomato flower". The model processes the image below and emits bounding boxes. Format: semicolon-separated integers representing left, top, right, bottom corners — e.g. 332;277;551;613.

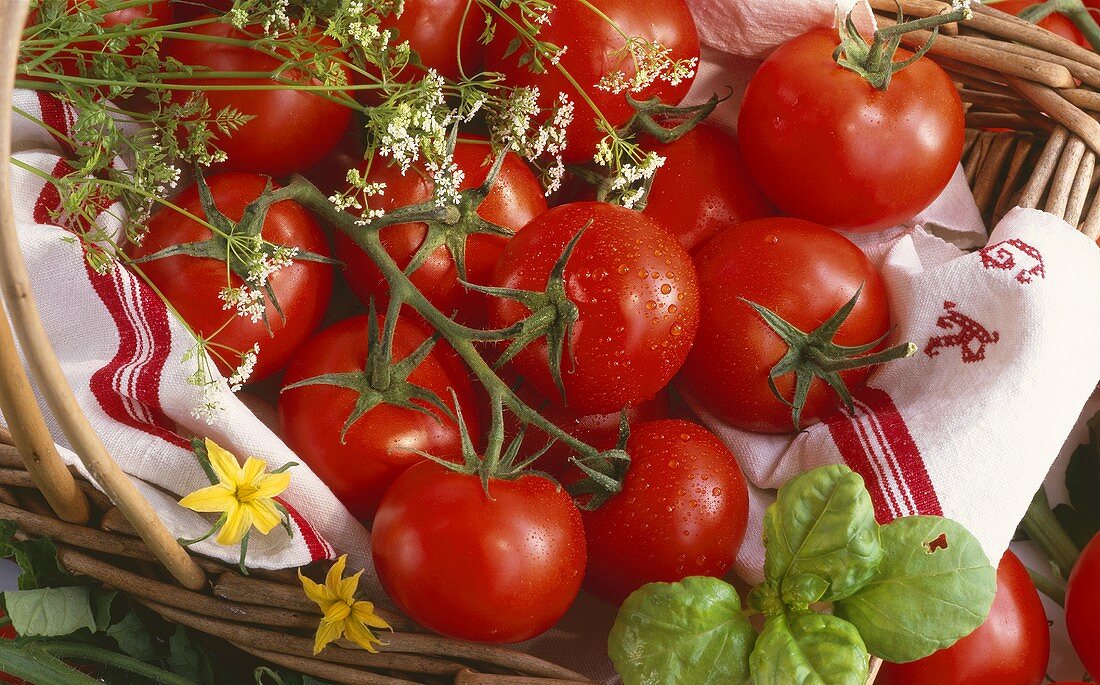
299;555;391;655
178;438;291;546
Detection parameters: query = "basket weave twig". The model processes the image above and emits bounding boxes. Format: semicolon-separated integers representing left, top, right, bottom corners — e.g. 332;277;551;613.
0;0;1097;682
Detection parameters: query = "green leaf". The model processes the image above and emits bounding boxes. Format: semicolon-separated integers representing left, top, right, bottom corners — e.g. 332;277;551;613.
749;612;869;685
763;465;882;605
4;587;95;637
168;627;216;684
90;588;117;632
608;576;755;685
833;515;997;663
1053;435;1100;548
0;520;80;591
106;610;161;661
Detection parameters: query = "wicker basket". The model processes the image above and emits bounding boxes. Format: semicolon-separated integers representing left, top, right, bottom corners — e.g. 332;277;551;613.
0;0;1095;683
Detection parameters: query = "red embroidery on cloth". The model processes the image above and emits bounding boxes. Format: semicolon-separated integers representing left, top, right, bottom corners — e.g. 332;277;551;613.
825;387;943;523
33;156;187;449
924;301;1000;363
980;239;1045;284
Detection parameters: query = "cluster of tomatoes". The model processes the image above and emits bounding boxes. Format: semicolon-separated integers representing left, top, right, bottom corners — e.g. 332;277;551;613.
104;0;974;647
34;0;1100;676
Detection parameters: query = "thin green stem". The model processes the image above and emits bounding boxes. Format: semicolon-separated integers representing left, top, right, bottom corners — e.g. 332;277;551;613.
1018;0;1100;52
1026;564;1068;606
39;642;198;685
1020;487;1082;580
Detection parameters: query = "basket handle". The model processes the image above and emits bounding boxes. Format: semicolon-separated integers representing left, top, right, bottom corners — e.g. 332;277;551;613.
0;0;205;590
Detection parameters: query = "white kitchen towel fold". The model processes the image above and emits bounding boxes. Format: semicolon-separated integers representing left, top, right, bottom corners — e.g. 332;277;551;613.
4;89;372;574
686;208;1100;582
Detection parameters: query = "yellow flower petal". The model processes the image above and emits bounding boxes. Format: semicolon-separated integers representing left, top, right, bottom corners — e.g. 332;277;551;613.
322;601;352;624
178;484;235;514
351;601;391;630
335;569;363;605
252;470;291;500
325;555;349;591
344;615;384;653
216;502;252;546
205;439;243;487
239;457;267;490
312;617;344;655
247;498;284;535
298;570;330;606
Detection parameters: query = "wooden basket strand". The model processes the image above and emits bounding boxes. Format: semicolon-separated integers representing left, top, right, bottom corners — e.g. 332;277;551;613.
0;0;205;590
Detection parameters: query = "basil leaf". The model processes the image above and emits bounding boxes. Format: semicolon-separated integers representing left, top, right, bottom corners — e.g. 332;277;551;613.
749;612;869;685
764;465;881;604
168;627;216;684
609;576;756;685
3;587;95;637
833;515;997;663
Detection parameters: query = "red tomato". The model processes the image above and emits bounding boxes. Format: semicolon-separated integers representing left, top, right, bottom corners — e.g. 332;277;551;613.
171;0;233;22
1067;532;1100;679
163;20;353;176
996;0;1089;46
641;122;774;252
504;384;671;475
334;141;547;329
126;172;333;381
484;0;699;164
576;419;749;604
738;28;964;231
302;114;367;198
679;218;891;433
877;550;1049;685
25;0;170;77
278;315;479;521
490;201;699;416
381;0;485;81
371;461;586;642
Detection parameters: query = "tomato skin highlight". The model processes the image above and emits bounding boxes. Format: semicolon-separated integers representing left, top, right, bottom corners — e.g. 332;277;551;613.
163;20;353;177
1066;532;1100;679
126;172;333;381
738;28;964;231
484;0;700;164
877;550;1050;685
334;141;548;329
490;201;700;416
577;419;749;605
680;217;891;433
371;461;587;643
641;123;774;253
278;315;479;521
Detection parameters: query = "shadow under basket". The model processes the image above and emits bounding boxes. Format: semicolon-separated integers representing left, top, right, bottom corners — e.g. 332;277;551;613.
0;0;1097;684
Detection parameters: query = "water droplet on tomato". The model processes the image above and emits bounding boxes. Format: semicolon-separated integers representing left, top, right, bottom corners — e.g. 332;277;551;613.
645;300;657;311
668;304;678;314
670;323;683;336
660;284;672;295
712;487;723;497
617;264;629;274
765;234;779;244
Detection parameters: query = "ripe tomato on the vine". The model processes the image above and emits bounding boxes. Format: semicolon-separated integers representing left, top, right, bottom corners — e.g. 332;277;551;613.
877;550;1049;685
490;201;699;416
503;383;671;476
679;217;892;433
127;172;333;381
738;28;964;231
640;122;774;252
278;314;480;521
574;419;749;605
163;19;354;176
380;0;485;81
371;461;586;643
334;141;548;329
1066;531;1100;679
484;0;700;164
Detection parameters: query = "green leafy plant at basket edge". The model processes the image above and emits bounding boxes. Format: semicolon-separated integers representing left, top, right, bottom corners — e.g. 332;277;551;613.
1050;411;1100;548
608;465;998;685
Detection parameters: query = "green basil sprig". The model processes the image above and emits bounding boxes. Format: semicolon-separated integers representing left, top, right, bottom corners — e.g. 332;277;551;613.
609;465;997;685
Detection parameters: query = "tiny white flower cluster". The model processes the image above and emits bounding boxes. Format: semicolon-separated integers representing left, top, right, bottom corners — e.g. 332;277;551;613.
246;244;299;289
219;285;266;324
188;367;229;424
491;88;573;195
261;0;291;34
596;38;698;95
605;151;665;209
377;70;451;173
228;343;261;392
329;169;388;225
427;156;466;207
